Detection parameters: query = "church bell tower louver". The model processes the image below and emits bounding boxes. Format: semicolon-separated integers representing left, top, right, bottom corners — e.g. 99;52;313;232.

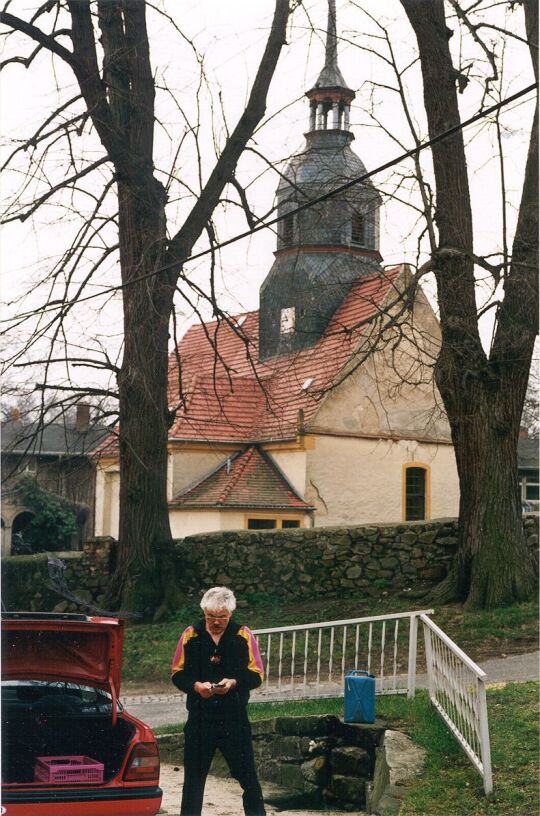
259;0;383;361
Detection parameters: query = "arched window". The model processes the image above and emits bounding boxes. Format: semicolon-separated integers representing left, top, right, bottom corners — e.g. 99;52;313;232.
351;213;365;245
11;511;35;555
403;465;429;521
283;213;294;246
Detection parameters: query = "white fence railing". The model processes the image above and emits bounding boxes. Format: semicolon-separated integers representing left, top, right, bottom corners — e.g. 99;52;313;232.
420;613;493;794
253;609;433;700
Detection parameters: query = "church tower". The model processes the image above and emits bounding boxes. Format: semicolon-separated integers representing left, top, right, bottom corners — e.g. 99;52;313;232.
259;0;383;361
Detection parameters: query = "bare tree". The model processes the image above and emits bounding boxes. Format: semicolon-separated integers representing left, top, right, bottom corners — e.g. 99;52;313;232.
1;1;292;619
391;0;538;607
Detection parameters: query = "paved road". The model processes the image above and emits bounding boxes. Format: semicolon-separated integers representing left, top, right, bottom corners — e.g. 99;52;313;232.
122;650;539;729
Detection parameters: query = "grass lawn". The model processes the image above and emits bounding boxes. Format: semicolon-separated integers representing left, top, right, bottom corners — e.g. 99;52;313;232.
155;682;539;816
122;591;538;692
394;682;539;816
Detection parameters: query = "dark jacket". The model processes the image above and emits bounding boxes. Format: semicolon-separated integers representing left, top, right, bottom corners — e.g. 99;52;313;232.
171;618;264;712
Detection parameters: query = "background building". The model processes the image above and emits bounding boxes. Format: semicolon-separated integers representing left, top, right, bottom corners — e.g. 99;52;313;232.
2;404;107;555
94;4;460;539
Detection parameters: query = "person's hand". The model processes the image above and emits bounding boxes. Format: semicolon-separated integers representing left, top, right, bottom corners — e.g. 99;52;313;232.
194;681;215;699
212;678;237;695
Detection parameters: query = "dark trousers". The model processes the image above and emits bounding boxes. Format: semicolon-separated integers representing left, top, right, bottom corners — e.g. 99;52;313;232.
180;708;266;816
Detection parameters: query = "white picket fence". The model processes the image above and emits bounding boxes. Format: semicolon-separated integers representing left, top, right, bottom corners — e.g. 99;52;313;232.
420;613;493;794
253;607;493;795
253;609;432;700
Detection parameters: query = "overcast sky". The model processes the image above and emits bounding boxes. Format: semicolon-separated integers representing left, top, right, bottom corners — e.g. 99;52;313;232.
0;0;535;396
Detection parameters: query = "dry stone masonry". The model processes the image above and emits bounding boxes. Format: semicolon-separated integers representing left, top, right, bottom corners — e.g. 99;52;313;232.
2;518;538;613
157;715;427;814
174;516;538;599
158;715;385;812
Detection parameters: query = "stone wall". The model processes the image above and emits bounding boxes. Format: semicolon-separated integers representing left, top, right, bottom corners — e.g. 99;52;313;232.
176;515;538;597
2;518;537;613
158;715;385;811
1;538;115;613
175;519;463;598
157;715;427;814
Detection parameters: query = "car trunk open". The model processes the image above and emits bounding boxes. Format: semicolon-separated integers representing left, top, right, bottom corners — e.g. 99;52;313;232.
1;613;137;787
1;685;137;784
2;613;123;721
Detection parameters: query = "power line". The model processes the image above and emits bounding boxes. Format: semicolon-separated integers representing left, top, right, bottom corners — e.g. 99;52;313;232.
5;81;537;323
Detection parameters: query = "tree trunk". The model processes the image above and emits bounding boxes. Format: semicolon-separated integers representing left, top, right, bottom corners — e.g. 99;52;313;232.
0;1;291;620
401;0;538;608
451;388;536;607
107;174;181;620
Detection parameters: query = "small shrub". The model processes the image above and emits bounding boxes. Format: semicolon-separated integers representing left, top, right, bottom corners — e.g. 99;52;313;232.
15;476;78;552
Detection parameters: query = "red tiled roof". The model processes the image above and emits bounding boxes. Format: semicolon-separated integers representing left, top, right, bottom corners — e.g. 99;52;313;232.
168;266;403;442
169;445;313;510
95;266;403;455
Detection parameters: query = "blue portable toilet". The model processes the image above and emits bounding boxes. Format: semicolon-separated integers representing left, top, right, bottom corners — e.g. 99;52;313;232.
344;670;376;723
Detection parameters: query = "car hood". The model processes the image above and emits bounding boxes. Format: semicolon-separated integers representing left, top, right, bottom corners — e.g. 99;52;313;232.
1;615;124;721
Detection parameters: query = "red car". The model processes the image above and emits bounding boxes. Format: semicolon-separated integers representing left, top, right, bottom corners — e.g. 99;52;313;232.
1;612;162;816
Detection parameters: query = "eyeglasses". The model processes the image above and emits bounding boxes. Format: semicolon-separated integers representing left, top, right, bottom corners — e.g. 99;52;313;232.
204;613;230;621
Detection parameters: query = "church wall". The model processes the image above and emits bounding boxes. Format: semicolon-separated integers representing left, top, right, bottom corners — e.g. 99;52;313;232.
312;359;449;438
306;435;459;526
311;285;448;441
266;449;308;497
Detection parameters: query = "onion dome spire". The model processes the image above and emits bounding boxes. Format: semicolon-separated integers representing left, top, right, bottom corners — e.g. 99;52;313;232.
306;0;355;132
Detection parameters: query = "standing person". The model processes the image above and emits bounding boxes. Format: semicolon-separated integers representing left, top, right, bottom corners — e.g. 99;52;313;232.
171;586;266;816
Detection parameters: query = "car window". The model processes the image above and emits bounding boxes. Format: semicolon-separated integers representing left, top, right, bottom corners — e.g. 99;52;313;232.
1;680;122;714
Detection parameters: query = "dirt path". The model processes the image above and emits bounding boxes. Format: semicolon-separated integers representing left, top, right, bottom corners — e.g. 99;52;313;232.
158;764;360;816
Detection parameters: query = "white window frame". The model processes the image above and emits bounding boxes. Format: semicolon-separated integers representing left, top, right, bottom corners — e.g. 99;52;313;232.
280;307;296;335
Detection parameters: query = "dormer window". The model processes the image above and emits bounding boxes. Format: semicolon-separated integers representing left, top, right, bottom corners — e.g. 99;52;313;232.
351;213;366;245
283;213;294;246
280;307;295;335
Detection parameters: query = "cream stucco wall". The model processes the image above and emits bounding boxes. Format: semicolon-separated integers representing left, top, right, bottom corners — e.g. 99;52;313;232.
313;349;449;441
169;509;248;538
306;434;459;526
311;277;449;441
94;463;120;538
268;449;308;497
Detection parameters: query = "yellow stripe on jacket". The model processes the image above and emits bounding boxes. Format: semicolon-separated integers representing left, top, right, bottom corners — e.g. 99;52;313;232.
171;625;198;674
238;626;265;681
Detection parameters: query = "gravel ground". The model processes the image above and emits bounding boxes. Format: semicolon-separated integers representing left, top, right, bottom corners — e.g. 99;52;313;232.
158;764;362;816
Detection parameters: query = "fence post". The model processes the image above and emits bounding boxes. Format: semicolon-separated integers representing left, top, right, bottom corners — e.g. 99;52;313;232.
407;614;419;699
477;680;493;794
422;618;434;699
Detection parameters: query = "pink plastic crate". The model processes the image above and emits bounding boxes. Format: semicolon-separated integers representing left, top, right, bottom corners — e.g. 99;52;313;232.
34;755;104;784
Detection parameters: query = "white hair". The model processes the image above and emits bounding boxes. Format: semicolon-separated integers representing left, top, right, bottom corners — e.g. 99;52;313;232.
200;586;236;613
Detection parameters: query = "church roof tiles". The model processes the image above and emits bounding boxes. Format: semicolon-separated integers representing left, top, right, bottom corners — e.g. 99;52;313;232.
94;266;402;457
167;265;402;443
169;444;313;510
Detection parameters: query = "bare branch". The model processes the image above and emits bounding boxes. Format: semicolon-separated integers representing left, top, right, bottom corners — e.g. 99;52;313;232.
2;156;109;223
35;383;118;399
0;10;77;68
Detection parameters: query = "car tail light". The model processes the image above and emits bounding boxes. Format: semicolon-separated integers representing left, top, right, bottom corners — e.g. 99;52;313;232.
123;742;160;782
